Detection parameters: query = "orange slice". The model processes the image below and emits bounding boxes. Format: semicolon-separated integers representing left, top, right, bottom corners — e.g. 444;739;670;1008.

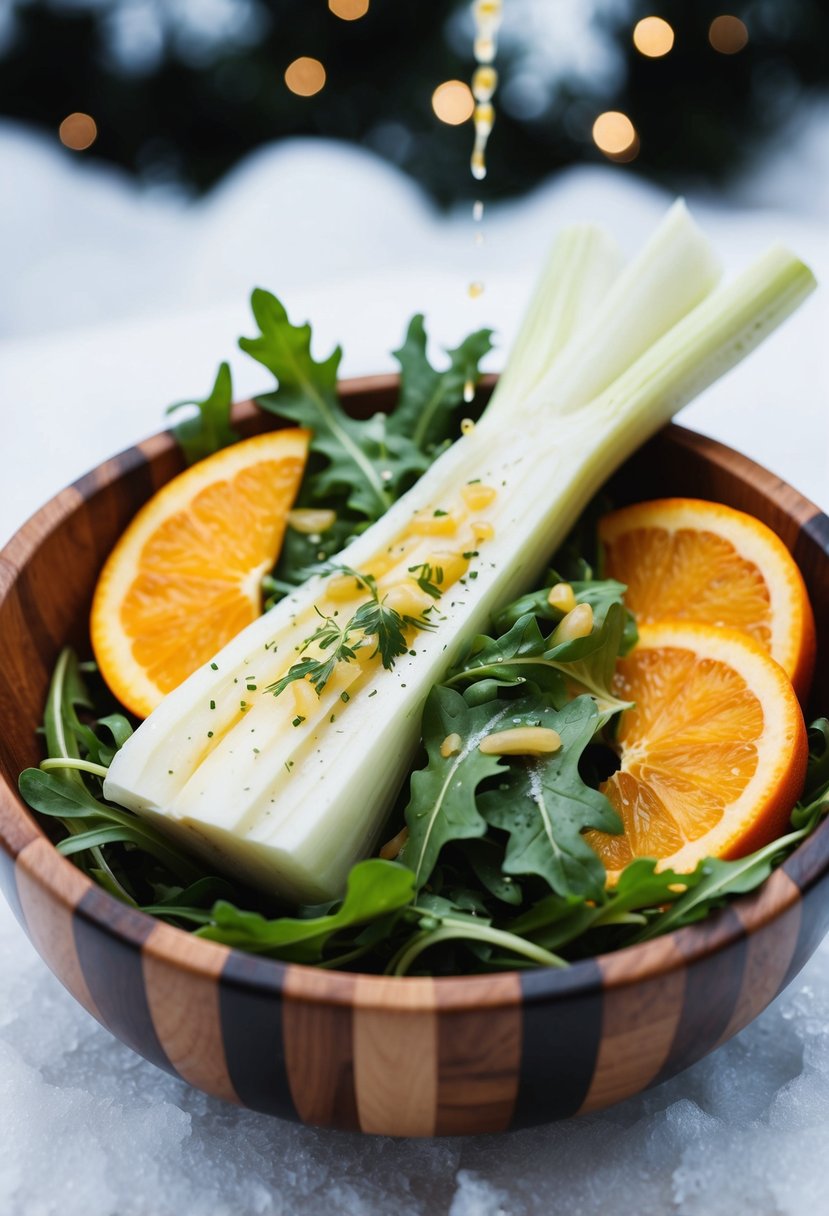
91;430;310;718
599;498;816;699
587;622;807;878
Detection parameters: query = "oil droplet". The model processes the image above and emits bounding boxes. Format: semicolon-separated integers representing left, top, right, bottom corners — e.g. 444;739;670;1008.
463;375;476;403
472;65;498;102
467;281;485;299
469;0;502;182
472;199;484;222
461;413;476;431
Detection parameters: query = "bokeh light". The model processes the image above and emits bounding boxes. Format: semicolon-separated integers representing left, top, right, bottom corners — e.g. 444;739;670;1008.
328;0;369;20
58;112;98;151
592;110;639;161
284;57;326;97
431;80;475;125
633;16;675;58
709;15;749;54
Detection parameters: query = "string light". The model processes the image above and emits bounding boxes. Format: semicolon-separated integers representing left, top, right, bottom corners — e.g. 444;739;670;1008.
328;0;369;19
592;111;639;162
431;80;475;125
58;112;97;151
633;16;675;58
284;57;326;97
709;15;749;54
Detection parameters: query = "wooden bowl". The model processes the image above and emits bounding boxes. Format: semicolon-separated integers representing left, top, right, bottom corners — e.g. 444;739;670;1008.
2;375;829;1137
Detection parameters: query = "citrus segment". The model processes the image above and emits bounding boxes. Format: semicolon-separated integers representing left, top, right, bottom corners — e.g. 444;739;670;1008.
588;622;807;877
91;430;310;718
599;498;815;698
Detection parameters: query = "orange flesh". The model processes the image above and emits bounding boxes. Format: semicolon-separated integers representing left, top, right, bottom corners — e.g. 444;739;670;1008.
593;646;763;870
606;526;773;649
92;433;309;717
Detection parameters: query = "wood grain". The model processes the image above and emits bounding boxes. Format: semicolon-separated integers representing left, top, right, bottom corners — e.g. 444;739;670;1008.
143;922;239;1104
15;836;101;1020
580;933;686;1112
283;966;359;1130
353;976;438;1136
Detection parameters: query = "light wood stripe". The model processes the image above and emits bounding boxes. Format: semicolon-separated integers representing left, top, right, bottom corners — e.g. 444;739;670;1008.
143;922;239;1105
353;977;438;1137
716;868;802;1046
15;838;101;1020
435;974;521;1135
579;934;686;1113
283;967;359;1129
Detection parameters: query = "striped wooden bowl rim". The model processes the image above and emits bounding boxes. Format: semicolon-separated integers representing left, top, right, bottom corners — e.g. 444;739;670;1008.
2;373;829;1015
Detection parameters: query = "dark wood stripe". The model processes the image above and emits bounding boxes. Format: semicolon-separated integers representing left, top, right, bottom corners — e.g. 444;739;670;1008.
16;839;101;1019
218;950;297;1119
580;933;686;1113
352;976;438;1136
283;967;359;1130
434;974;522;1135
0;839;25;927
74;886;174;1073
653;908;747;1084
716;868;801;1046
511;961;604;1127
779;822;829;992
143;923;239;1105
796;510;829;559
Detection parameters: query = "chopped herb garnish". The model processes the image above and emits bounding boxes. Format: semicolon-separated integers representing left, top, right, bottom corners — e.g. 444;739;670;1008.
210;662;218;671
408;562;444;599
209;700;216;710
292;716;305;727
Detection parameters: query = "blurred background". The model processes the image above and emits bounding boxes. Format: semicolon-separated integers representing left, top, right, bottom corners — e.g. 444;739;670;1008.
1;0;827;531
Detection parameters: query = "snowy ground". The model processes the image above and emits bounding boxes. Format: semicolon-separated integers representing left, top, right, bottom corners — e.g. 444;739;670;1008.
1;110;829;1215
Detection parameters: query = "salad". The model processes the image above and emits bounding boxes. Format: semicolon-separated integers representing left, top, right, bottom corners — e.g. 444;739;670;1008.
18;203;829;976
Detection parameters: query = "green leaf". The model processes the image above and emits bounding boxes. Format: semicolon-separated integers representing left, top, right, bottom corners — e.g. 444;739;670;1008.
479;697;620;900
448;604;632;718
632;825;813;942
447;614;569;703
462;838;523;906
400;687;508;888
494;572;630;634
196;859;415;961
242;289;421;521
19;767;113;819
545;602;634;716
166;362;238;465
389;314;494;451
804;717;829;801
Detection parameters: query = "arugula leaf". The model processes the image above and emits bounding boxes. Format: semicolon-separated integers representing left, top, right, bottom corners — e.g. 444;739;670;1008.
389;314;494;451
462;838;523;906
804;717;829;801
448;604;632;718
495;572;638;655
400;687;507;888
478;696;620;900
545;602;634;717
241;289;425;521
446;614;569;703
166;362;238;465
195;859;415;961
632;826;813;942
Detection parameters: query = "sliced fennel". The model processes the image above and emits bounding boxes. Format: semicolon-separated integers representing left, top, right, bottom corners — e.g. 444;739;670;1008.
105;205;816;904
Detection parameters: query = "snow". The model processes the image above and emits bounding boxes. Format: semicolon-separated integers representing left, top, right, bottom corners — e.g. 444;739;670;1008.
2;101;829;1212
